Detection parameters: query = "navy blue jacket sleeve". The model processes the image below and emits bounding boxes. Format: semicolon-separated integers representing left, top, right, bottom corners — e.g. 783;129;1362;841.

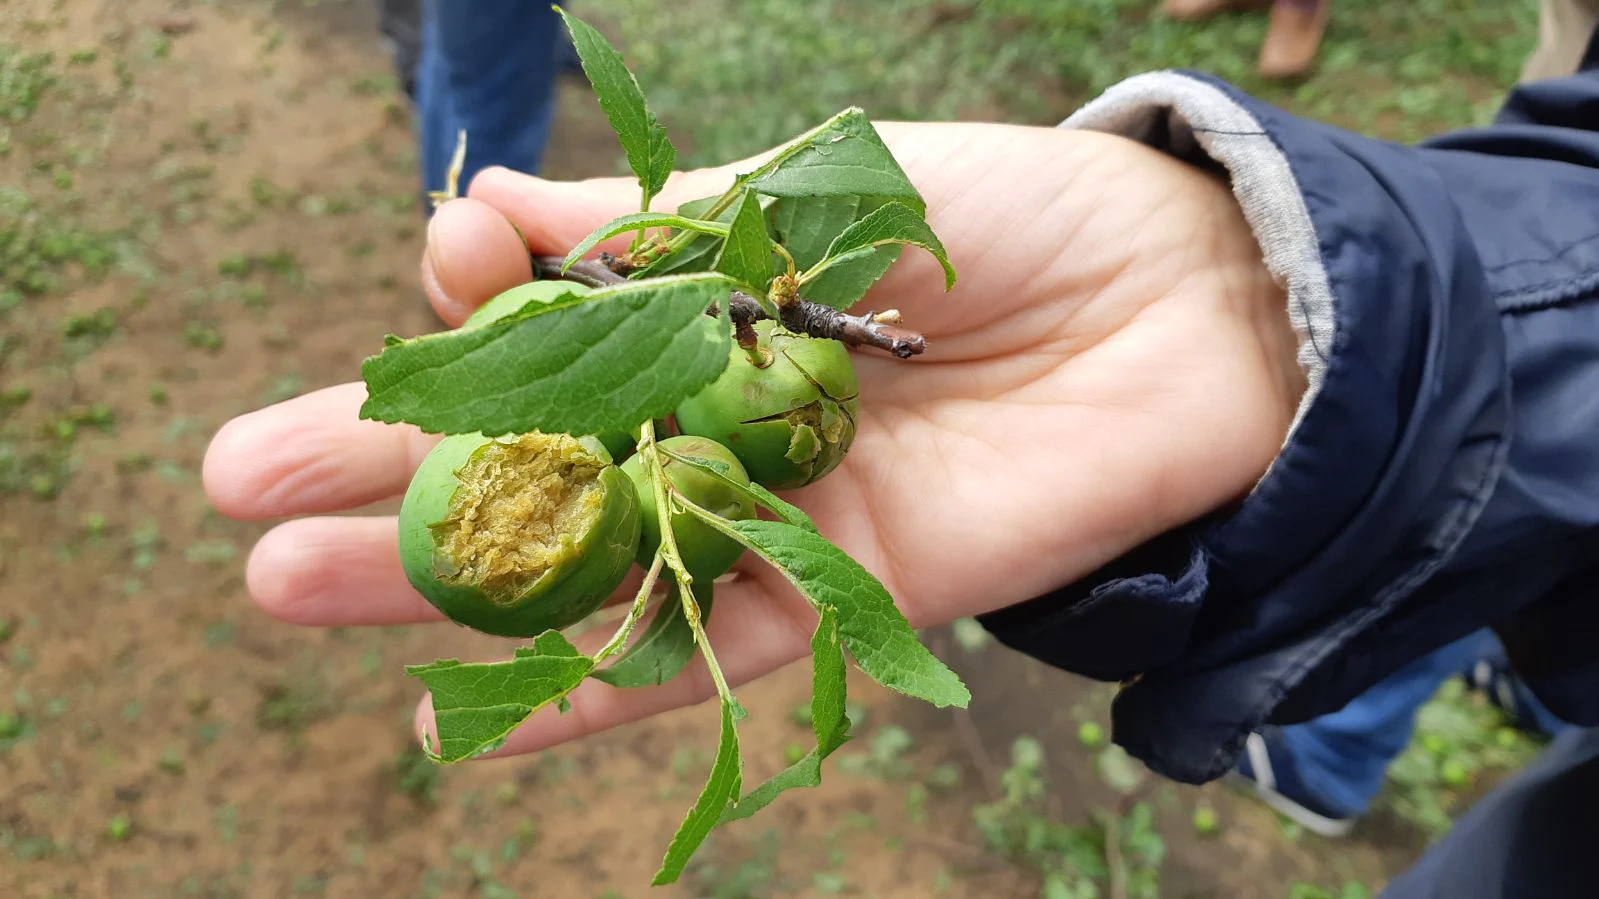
979;64;1599;784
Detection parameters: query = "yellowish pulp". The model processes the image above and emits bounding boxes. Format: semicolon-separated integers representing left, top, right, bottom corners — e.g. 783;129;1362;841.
432;433;607;601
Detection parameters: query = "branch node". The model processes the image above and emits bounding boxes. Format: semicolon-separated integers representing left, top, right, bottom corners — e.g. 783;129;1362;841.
599;252;640;277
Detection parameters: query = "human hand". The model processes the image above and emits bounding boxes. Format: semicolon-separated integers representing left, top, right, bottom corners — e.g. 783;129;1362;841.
203;121;1304;757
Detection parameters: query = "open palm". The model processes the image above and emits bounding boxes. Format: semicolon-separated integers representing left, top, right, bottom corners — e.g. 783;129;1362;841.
204;121;1303;756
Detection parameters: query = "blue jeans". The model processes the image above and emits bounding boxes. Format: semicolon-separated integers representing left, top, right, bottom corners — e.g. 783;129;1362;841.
1281;629;1564;817
415;0;564;204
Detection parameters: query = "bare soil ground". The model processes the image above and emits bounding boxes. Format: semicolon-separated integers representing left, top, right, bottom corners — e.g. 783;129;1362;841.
0;2;1483;897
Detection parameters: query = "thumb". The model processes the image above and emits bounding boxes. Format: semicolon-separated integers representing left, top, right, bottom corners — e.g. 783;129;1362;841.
420;160;757;326
464;161;765;260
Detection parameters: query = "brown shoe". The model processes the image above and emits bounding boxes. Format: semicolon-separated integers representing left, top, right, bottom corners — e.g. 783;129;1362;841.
1161;0;1271;22
1258;0;1330;79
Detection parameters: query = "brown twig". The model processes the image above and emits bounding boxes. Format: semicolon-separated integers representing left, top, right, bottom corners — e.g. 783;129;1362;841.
533;255;928;358
551;257;627;289
598;251;639;276
775;294;927;359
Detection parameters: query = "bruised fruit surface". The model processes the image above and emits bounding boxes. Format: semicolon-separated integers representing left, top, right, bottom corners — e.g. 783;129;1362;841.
399;431;640;637
621;435;756;580
673;320;859;490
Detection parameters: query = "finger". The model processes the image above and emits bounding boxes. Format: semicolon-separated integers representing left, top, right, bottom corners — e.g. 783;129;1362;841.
466;159;763;258
420;164;750;326
248;516;446;626
415;570;818;757
422;197;535;326
249;515;662;629
204;383;438;520
465;124;926;262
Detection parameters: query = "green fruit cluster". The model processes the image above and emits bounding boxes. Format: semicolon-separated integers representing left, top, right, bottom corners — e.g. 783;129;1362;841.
400;285;860;636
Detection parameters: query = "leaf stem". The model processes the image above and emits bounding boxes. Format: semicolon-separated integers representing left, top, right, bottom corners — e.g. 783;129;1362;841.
636;421;737;704
593;552;666;663
797;245;879;287
659;108;860;256
771;241;797;280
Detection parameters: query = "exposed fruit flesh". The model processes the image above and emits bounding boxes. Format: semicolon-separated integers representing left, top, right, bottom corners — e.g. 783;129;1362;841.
432;432;606;602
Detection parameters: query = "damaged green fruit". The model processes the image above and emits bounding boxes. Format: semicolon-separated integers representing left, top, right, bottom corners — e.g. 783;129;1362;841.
674;320;859;490
621;435;756;580
399;431;641;638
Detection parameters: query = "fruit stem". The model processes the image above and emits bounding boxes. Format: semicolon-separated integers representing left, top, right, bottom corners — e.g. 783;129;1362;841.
636;421;737;705
594;552;666;663
733;315;773;368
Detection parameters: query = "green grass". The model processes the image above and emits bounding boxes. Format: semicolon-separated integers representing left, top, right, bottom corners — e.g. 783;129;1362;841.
0;187;123;305
974;736;1165;899
584;0;1536;168
0;44;55;124
254;665;336;735
1378;678;1542;837
393;743;444;807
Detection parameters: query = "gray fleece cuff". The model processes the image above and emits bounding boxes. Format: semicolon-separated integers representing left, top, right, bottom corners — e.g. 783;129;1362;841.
1058;72;1334;438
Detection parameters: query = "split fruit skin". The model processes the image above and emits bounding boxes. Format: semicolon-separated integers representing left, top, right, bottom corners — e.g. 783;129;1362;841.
674;320;859;490
463;279;636;461
398;432;641;638
621;435;757;580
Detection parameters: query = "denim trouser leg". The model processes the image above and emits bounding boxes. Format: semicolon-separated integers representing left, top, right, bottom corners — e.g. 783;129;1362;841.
1277;630;1501;817
416;0;564;202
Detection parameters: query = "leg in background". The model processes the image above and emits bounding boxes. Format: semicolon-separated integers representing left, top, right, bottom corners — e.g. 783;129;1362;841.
1259;0;1331;79
415;0;565;206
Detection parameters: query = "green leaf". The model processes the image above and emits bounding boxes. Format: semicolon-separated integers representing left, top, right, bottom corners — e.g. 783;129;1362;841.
360;273;732;437
653;697;742;884
591;579;708;688
561;213;730;273
804;244;903;309
741;483;818;533
768;195;902;309
636;194;776;279
722;607;848;822
745;109;924;213
807;202;955;290
659;445;817;533
712;191;774;295
769;196;865;270
555;9;675;205
692;516;968;709
407;632;594;762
